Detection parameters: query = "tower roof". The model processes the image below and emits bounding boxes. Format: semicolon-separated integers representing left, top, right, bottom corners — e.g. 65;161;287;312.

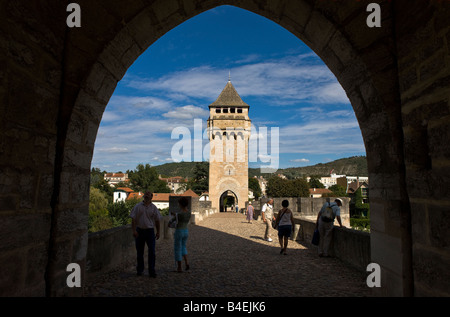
209;81;249;108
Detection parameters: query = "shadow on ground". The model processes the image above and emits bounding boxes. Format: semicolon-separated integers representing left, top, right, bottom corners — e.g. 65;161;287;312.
84;213;370;297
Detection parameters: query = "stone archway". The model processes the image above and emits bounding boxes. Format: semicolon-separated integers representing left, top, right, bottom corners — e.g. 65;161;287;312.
1;0;449;297
219;190;239;213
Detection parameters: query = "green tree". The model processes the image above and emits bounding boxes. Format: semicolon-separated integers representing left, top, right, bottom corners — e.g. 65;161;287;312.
89;187;112;232
107;201;131;226
354;187;370;217
329;184;348;197
248;177;262;199
309;177;325;188
291;178;310;197
187;162;209;195
266;176;309;197
129;163;170;193
265;176;286;197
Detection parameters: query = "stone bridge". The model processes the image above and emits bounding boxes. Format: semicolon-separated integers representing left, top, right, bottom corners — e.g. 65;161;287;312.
84;212;371;297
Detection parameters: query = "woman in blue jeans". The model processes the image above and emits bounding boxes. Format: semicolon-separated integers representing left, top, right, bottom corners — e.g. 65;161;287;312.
173;197;191;272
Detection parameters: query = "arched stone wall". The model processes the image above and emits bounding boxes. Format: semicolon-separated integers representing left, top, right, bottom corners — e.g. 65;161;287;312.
0;0;449;296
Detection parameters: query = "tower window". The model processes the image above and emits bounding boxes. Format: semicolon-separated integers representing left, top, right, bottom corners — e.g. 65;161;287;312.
230;108;236;113
237;108;242;113
215;108;221;113
223;108;228;113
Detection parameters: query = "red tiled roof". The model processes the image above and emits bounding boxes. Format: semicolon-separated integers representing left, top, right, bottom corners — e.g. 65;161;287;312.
116;187;134;192
309;188;332;194
126;192;144;201
125;189;198;202
105;173;126;178
152;193;172;202
181;189;199;197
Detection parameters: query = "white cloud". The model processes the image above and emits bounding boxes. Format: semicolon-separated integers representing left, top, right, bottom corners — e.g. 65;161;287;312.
92;54;362;171
98;147;131;154
124;54;349;106
290;158;310;163
162;105;209;120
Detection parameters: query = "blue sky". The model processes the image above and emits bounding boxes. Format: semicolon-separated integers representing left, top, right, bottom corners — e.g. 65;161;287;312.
92;5;366;172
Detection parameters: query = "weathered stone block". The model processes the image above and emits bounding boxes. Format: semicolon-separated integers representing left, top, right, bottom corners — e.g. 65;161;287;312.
303;10;335;53
0;250;27;296
413;247;450;296
428;204;450;249
0;213;51;252
419;51;446;83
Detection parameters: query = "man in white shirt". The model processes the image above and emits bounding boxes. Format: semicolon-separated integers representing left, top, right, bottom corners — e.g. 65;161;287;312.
130;191;161;277
261;199;275;242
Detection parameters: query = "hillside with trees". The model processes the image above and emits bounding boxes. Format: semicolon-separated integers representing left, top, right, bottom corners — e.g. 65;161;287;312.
154;156;368;179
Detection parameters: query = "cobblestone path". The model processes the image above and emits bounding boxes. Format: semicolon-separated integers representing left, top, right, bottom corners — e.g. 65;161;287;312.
84;212;370;297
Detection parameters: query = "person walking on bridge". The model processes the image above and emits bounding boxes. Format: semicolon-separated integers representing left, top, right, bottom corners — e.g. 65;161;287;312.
262;199;275;242
172;197;192;273
246;201;254;223
276;200;295;255
130;191;161;277
315;198;344;257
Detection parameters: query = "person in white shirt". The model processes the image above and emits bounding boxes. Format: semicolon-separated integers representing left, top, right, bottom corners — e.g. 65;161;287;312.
130;191;161;277
261;199;275;242
315;198;344;257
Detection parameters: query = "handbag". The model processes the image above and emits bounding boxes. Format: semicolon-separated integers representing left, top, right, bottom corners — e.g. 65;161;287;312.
168;212;178;229
311;229;320;246
272;209;287;230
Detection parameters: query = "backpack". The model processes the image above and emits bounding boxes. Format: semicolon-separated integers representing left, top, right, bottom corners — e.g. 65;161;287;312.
321;202;335;222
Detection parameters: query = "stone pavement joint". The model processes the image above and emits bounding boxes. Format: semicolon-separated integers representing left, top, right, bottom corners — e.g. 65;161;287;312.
84;212;370;297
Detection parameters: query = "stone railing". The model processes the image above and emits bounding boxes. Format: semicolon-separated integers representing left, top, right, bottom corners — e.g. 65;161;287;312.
291;217;371;272
252;197;370;271
85;206;218;283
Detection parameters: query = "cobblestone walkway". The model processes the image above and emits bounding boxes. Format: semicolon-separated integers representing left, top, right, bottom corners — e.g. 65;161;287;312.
84;212;370;297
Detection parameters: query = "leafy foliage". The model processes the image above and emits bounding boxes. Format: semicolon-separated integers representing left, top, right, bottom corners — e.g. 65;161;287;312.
248;177;262;199
186;162;209;195
328;184;348;197
129;163;170;193
156;156;368;179
308;177;325;188
265;176;309;197
89;187;112;232
350;187;370;231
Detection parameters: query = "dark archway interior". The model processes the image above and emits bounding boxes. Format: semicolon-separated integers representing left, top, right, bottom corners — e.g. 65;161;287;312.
219;190;239;212
0;1;449;297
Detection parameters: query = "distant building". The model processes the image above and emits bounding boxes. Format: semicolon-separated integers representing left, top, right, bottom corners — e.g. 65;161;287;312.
309;188;332;198
199;192;209;201
337;176;369;193
255;176;267;196
347;180;370;204
207;79;251;212
112;187;199;210
306;173;346;189
153;189;199;209
113;187;134;203
159;176;188;193
104;172;128;187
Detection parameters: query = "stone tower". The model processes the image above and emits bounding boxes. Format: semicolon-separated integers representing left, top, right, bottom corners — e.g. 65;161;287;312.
207;80;251;212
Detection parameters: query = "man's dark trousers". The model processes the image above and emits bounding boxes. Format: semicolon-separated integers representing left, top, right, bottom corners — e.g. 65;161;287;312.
135;227;156;276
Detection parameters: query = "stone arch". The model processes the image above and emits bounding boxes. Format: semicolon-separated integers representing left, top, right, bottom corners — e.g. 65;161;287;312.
2;0;449;297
